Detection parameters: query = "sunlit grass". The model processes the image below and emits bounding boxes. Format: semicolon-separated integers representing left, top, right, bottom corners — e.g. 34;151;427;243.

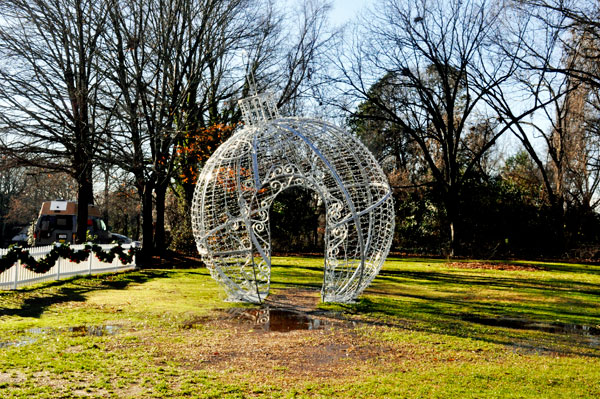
0;256;599;397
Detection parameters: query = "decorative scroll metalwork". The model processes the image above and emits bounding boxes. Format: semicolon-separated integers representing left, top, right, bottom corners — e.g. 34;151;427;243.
191;93;395;303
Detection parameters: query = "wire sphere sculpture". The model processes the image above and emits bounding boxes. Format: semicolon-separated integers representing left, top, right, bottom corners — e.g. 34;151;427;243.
191;93;395;303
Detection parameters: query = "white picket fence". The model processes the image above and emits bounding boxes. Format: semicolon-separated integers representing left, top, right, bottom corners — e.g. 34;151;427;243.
0;243;137;290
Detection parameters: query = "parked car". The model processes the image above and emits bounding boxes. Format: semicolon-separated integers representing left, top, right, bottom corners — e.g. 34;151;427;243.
33;200;111;245
110;233;132;244
10;226;29;245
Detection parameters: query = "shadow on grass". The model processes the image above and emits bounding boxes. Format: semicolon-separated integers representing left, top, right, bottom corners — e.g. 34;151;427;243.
270;263;324;290
350;293;600;358
138;250;204;269
271;263;325;273
388;256;600;276
267;256;600;358
302;263;600;358
270;280;322;290
377;269;600;295
531;264;600;276
0;270;172;319
332;296;600;358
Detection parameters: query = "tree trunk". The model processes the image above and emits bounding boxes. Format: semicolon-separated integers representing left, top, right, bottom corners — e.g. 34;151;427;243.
183;181;195;209
136;212;140;241
103;167;110;228
154;182;167;255
75;165;93;244
140;183;154;264
551;200;566;256
446;188;459;258
449;221;456;257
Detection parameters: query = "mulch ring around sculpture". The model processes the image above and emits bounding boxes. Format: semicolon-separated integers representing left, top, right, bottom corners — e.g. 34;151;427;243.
147;289;409;385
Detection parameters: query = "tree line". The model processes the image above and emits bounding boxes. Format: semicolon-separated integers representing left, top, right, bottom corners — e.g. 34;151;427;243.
0;0;332;260
1;0;600;260
340;0;600;258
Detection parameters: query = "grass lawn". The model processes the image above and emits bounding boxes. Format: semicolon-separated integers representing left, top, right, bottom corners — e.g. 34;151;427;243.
0;255;599;398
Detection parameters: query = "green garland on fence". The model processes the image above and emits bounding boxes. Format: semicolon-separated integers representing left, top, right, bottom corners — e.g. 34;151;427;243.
0;243;138;275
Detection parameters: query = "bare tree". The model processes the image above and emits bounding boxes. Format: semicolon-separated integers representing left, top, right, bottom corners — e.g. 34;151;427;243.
4;169;77;226
0;0;109;243
99;0;336;259
334;0;521;255
514;0;600;87
577;85;600;211
520;0;600;212
488;1;600;249
0;159;27;242
100;0;265;257
274;0;335;114
556;33;600;214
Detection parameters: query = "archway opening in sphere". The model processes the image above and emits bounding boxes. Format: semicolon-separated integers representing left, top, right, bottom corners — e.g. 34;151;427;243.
270;186;326;256
267;185;327;306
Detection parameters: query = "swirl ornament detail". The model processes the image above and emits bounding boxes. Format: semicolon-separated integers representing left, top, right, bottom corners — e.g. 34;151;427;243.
191;93;395;303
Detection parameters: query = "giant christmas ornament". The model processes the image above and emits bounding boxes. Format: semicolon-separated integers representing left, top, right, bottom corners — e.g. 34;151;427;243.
191;92;394;303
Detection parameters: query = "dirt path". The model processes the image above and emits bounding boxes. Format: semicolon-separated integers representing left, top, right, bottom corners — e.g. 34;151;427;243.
146;288;404;386
263;288;321;311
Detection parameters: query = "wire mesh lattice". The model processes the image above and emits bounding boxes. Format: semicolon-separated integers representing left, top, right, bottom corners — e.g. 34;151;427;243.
191;99;394;303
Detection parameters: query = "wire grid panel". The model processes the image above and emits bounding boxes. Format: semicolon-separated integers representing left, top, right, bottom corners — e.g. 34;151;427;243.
191;115;394;303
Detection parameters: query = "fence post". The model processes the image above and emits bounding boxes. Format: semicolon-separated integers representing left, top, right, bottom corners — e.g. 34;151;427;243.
88;249;93;275
114;245;119;272
132;243;138;269
56;257;61;281
13;259;19;290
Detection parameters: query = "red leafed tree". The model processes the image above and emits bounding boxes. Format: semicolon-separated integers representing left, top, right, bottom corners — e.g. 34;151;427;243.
176;123;237;205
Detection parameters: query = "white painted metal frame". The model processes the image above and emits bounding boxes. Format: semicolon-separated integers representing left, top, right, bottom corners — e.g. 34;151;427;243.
191;93;394;303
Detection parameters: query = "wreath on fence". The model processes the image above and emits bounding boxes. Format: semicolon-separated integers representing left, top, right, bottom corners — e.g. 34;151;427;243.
0;243;138;275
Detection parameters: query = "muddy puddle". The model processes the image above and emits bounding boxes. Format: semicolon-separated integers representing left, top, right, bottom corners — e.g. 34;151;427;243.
224;307;353;332
0;325;122;349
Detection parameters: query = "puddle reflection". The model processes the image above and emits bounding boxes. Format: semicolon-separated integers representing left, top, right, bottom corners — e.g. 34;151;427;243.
227;308;343;332
66;325;121;336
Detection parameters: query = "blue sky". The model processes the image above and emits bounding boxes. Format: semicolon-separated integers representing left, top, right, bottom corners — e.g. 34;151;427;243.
330;0;369;26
